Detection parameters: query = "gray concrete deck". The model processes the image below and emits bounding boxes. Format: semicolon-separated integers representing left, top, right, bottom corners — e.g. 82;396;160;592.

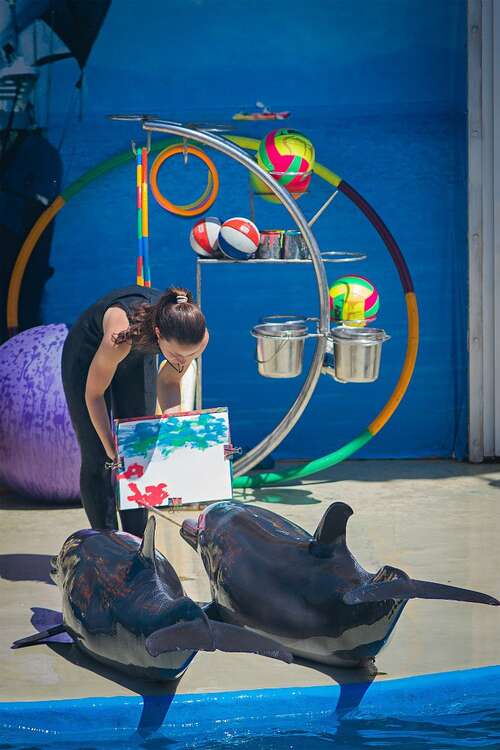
1;459;499;702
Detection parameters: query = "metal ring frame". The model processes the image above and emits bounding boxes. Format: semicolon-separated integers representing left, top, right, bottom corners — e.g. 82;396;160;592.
141;119;330;477
6;123;418;487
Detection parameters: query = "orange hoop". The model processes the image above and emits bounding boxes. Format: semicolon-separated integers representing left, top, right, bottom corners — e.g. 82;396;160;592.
149;144;219;217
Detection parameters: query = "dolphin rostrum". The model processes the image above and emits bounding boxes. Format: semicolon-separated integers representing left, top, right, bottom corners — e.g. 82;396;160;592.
180;501;499;667
12;516;292;680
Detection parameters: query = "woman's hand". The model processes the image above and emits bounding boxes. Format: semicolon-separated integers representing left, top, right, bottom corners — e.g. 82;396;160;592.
162;405;182;417
105;445;117;461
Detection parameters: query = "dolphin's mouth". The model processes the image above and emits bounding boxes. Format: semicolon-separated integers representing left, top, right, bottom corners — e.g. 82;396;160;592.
49;555;59;584
180;519;199;551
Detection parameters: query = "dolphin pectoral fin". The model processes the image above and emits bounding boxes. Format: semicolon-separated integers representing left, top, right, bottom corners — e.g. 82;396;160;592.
145;619;293;663
12;624;69;649
146;620;213;657
343;579;500;606
202;601;221;621
210;622;293;664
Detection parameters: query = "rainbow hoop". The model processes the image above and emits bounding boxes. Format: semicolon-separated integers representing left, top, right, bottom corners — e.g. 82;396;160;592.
5;134;418;490
149;144;219;217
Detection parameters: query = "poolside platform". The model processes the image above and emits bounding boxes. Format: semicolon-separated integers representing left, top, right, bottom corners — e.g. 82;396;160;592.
1;459;499;702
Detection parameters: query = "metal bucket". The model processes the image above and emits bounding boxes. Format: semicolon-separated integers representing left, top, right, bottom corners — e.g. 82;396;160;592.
282;230;309;259
256;229;283;259
329;326;390;383
251;319;308;378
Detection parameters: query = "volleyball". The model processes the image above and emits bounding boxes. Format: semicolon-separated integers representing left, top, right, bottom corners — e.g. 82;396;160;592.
189;216;222;257
329;275;380;327
251;128;315;203
217;217;260;260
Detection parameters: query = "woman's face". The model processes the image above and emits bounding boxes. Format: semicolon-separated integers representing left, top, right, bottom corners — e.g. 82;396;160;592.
155;328;209;367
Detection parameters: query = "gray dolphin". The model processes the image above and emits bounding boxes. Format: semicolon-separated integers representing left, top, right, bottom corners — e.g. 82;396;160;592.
12;516;292;680
180;501;499;667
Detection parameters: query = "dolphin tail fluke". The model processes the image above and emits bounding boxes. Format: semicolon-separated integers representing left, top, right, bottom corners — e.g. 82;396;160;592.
146;619;293;663
210;621;293;663
343;579;500;606
11;624;69;649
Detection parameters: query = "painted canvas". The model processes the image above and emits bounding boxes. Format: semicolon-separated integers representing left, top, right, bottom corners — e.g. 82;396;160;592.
114;407;233;511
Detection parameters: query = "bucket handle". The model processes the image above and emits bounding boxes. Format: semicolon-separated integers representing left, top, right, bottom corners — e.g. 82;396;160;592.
255;333;294;365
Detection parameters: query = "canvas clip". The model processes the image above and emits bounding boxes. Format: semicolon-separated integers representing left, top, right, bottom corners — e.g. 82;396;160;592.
224;444;242;461
105;455;124;471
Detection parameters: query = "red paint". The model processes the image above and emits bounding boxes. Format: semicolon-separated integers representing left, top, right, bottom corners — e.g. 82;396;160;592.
116;462;145;480
127;482;169;507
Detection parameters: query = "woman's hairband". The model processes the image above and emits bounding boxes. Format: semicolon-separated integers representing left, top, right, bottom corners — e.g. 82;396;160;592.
176;294;188;304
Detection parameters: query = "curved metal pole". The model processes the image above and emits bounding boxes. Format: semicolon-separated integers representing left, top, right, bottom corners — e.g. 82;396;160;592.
142;119;329;476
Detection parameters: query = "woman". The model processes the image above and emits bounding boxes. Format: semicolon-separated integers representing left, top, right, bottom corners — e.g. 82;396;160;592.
61;284;209;537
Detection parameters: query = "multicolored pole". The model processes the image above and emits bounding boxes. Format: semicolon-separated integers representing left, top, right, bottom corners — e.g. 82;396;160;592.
136;148;144;286
141;147;151;287
136;146;151;287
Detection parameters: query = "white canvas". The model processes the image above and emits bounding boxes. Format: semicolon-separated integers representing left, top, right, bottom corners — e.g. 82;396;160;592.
114;408;233;510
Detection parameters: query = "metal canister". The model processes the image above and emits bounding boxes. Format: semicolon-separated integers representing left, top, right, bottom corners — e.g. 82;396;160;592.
256;229;283;259
251;319;308;378
282;230;309;259
330;326;390;383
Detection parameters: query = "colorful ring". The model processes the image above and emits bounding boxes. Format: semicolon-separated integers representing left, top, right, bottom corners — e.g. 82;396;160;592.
149;144;219;217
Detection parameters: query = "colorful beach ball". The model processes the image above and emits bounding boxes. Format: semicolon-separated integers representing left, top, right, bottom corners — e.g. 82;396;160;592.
190;216;222;257
329;275;380;327
217;217;260;260
251;128;315;204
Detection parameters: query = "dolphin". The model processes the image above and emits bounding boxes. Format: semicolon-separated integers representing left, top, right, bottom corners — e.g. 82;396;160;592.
180;501;499;667
12;516;292;680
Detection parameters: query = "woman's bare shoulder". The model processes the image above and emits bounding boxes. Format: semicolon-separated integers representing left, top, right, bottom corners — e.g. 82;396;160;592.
101;306;131;351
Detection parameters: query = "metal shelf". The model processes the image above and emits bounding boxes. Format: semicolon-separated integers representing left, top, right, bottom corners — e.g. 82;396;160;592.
194;251;367;410
196;251;367;265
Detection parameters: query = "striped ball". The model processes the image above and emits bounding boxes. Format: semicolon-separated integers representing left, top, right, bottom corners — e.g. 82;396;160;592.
329;275;380;327
252;128;315;203
217;217;260;260
190;216;222;257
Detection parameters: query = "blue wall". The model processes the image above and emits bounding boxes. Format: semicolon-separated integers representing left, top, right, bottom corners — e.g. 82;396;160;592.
41;0;468;460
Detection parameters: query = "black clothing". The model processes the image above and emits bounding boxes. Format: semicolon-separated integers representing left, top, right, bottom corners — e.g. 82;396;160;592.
61;285;162;536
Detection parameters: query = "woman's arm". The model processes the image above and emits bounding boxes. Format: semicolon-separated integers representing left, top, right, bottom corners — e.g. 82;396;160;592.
85;307;131;459
156;372;182;415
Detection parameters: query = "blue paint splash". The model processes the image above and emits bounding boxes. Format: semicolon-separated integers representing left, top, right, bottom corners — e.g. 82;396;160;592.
119;413;229;460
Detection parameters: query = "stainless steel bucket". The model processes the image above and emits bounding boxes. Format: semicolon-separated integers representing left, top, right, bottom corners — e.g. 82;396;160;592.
251;319;308;378
329;326;390;383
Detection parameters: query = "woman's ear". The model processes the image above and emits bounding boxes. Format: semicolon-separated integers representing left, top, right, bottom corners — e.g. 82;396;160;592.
154;326;161;341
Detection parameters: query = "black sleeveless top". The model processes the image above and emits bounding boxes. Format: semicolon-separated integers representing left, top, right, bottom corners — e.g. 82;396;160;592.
62;285;162;373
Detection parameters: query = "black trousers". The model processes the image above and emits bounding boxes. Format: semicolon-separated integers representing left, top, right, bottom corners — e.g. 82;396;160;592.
61;341;157;537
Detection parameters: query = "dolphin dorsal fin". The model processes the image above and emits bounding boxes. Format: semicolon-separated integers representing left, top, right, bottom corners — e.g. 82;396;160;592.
138;516;157;568
313;502;353;545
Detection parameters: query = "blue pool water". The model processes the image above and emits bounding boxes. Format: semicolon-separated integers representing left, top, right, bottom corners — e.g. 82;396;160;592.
1;667;499;749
